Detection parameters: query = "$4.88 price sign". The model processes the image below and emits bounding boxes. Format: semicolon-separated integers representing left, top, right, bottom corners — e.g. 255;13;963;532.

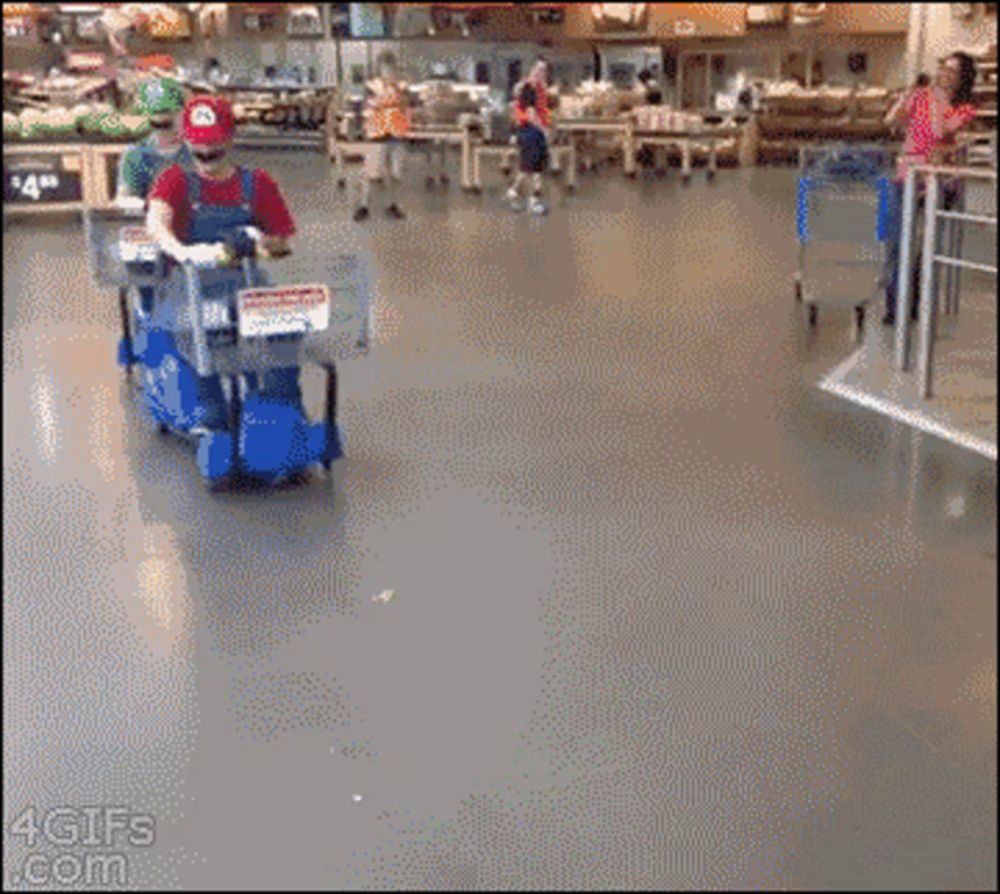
4;167;83;204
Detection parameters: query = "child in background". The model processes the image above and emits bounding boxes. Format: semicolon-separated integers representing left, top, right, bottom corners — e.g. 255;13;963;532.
507;58;551;215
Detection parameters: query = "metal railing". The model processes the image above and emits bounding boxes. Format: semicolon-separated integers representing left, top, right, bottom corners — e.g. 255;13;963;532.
893;164;997;399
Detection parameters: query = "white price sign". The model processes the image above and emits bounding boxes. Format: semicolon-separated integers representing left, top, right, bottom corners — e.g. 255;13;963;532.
4;165;81;204
119;226;159;263
237;284;330;338
8;172;59;201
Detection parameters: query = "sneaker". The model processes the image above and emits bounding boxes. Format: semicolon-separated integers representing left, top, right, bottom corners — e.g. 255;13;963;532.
506;188;523;210
353;206;369;222
386;203;406;220
529;197;548;215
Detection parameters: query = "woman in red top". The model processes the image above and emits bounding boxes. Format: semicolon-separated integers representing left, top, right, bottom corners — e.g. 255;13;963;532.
882;52;977;325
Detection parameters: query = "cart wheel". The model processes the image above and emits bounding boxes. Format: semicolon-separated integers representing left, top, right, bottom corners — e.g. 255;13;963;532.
207;476;230;494
807;304;818;327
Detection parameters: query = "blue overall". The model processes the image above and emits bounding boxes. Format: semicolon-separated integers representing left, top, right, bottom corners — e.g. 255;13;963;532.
181;166;304;429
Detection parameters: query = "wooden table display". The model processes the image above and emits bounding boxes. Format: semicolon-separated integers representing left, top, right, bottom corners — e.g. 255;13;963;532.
224;84;335;150
328;117;481;192
470;140;576;192
552;116;632;173
756;87;893;163
627;126;743;182
20;73;117;107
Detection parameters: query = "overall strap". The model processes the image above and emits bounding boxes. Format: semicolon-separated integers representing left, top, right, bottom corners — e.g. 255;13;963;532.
239;166;255;209
185;168;202;207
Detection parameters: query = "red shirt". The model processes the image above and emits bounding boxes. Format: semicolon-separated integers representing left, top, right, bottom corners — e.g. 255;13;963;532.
148;164;296;242
897;87;977;181
513;79;551;129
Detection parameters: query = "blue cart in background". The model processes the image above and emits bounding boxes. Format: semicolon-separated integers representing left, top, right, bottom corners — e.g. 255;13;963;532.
794;143;894;340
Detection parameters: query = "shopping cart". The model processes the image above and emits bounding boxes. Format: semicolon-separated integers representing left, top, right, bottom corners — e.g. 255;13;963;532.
84;206;170;371
794;143;894;339
85;212;371;486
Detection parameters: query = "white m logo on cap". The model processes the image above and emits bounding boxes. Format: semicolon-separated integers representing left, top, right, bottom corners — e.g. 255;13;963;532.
190;104;217;127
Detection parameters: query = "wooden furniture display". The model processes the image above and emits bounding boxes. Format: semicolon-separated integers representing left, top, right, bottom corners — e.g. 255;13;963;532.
756;86;895;162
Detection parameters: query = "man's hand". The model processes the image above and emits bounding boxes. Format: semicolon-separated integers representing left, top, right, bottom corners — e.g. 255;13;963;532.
176;243;228;266
260;235;291;258
114;194;144;212
885;87;916;127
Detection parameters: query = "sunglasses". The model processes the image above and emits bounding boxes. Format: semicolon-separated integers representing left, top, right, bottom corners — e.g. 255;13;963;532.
193;148;226;162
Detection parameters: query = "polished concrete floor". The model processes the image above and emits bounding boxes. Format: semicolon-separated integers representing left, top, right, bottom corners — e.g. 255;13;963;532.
3;154;997;891
821;289;997;463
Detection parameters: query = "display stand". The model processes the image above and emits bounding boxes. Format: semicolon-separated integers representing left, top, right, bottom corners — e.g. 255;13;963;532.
328;117;481;191
471;142;576;192
553;117;632;173
627;125;743;182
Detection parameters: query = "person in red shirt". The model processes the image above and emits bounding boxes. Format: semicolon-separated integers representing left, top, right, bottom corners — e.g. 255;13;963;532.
507;58;551;215
147;95;295;263
882;52;977;325
146;94;302;435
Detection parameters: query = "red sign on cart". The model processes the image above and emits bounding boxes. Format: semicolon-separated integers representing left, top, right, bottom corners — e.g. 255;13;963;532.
237;284;330;337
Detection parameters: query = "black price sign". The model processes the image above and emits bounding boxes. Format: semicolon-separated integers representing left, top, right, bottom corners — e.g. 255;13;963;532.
3;162;83;204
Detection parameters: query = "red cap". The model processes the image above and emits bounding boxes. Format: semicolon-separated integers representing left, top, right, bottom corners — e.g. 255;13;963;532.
182;95;235;147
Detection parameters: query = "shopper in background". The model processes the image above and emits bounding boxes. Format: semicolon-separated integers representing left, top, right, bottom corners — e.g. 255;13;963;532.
634;68;663;168
355;52;410;222
507;57;551;215
115;77;191;328
882;52;977;325
636;68;663;105
146;94;298;429
204;57;227;86
117;77;190;208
